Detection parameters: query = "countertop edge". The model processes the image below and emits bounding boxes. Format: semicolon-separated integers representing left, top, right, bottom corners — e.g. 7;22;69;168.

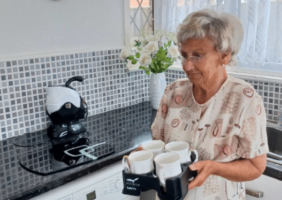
264;161;282;181
6;151;282;200
8;147;136;200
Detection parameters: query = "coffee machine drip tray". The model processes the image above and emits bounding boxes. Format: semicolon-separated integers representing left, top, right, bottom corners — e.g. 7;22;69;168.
14;140;115;176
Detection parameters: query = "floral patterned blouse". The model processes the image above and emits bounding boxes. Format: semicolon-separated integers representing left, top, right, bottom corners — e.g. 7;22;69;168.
152;75;269;200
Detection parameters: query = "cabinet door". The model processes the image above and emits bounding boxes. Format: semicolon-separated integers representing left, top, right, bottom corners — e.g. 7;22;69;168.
246;175;282;200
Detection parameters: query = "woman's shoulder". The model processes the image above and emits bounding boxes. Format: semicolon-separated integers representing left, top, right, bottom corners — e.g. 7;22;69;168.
166;78;192;90
163;78;191;100
227;75;261;101
228;75;254;88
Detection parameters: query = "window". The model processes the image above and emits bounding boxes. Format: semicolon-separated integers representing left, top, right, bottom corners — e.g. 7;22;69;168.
124;0;154;47
153;0;282;76
129;0;154;38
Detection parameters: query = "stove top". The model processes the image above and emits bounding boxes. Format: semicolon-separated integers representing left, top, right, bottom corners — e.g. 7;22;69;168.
9;102;153;177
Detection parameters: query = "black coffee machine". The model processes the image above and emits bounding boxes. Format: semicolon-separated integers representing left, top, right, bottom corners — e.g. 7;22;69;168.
45;76;90;167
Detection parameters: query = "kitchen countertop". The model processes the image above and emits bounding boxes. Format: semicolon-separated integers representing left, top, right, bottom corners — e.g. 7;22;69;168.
0;102;282;200
0;102;153;200
264;161;282;181
8;147;138;200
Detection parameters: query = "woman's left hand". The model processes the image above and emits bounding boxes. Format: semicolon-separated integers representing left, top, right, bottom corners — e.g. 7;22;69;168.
188;160;215;190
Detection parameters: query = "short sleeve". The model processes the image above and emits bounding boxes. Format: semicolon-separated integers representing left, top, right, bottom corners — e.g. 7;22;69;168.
151;84;173;141
237;94;269;158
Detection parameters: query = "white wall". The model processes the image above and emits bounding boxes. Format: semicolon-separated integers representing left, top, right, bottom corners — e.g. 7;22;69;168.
0;0;125;60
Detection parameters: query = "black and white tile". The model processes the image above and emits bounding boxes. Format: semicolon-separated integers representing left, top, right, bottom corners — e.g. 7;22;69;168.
0;49;150;140
1;51;281;141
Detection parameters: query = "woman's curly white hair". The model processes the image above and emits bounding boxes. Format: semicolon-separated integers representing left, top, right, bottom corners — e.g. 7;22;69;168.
176;9;244;66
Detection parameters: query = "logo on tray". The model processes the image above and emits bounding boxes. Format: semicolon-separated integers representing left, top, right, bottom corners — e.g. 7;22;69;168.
126;186;137;190
126;178;140;187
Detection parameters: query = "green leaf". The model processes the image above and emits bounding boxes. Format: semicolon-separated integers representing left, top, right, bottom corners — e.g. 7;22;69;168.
168;41;172;47
135;41;142;47
145;70;150;75
132;59;137;64
155;62;160;72
149;65;156;73
164;64;170;71
127;55;134;60
135;52;140;58
139;66;147;70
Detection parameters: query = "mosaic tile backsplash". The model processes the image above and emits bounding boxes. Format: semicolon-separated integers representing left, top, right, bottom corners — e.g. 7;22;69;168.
0;50;281;142
0;49;150;140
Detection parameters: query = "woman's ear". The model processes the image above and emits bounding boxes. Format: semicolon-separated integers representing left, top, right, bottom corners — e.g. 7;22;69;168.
221;52;232;66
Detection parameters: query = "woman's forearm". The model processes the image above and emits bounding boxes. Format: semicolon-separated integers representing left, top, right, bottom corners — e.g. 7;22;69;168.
210;154;267;182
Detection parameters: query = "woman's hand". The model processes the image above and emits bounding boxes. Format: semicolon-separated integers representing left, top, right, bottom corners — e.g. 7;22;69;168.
188;154;267;190
188;160;215;190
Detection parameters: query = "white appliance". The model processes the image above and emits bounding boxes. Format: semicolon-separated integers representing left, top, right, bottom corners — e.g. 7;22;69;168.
31;162;139;200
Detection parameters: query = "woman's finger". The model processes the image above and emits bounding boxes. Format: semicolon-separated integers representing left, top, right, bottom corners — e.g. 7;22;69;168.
188;171;205;190
189;161;203;171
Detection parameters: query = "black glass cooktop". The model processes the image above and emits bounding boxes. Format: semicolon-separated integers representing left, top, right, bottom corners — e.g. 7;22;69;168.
11;102;153;176
0;102;153;200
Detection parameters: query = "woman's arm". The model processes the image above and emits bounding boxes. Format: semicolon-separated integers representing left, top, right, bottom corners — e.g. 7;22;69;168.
188;154;267;190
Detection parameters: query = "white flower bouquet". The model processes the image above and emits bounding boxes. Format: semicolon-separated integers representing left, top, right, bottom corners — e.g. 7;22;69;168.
119;30;180;75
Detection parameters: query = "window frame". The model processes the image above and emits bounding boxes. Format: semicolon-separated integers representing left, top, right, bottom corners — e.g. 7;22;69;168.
123;0;131;48
124;0;282;79
123;0;154;47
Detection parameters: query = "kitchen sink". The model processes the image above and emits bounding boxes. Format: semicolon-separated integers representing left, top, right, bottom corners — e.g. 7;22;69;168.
266;127;282;164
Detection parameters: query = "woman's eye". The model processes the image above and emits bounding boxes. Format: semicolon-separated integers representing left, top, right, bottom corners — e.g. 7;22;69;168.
193;54;201;58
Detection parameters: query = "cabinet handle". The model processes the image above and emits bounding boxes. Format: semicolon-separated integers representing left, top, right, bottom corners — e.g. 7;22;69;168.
267;157;282;165
267;152;282;160
246;189;264;198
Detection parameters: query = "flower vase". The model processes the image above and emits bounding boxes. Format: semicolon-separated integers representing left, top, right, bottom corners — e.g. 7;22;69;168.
149;73;167;110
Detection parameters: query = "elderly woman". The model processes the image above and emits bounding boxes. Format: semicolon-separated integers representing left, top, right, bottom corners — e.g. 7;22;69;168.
151;9;268;200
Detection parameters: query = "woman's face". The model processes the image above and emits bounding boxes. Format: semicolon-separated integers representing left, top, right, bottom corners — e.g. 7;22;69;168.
179;37;228;86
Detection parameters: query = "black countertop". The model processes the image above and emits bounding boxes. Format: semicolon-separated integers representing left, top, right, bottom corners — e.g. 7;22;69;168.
0;102;153;200
264;161;282;181
0;102;281;200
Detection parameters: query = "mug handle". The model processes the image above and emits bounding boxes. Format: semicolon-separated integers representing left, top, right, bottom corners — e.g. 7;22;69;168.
187;165;198;182
158;168;166;187
122;155;130;173
190;149;199;163
188;150;198;182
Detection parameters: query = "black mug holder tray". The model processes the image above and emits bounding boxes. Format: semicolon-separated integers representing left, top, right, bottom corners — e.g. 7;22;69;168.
122;153;198;200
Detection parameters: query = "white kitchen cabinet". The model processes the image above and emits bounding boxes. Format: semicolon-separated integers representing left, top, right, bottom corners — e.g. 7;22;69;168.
246;174;282;200
31;162;139;200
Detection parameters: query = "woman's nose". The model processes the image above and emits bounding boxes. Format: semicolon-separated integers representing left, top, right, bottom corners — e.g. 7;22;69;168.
182;59;194;72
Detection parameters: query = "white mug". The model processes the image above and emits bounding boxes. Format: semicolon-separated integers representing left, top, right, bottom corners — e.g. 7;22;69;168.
154;152;182;187
122;150;154;174
165;141;198;164
142;140;165;158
